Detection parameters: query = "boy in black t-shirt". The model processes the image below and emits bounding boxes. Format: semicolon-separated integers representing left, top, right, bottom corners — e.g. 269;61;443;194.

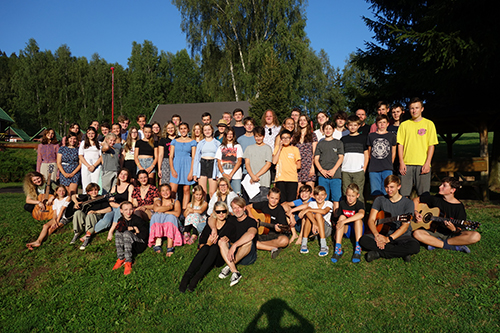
412;177;481;253
332;183;365;264
70;183;112;250
246;187;289;259
367;114;397;196
107;201;149;275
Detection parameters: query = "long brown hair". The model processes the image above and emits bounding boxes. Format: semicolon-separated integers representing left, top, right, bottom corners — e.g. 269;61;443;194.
124;126;138;153
292;115;314;144
83;127;100;150
261;109;280;127
41;128;58;145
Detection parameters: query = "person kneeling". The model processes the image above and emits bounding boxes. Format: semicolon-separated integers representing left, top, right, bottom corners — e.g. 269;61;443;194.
107;201;149;275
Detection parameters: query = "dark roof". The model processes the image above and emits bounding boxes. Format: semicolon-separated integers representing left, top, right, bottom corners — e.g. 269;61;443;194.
149;101;252;128
5;126;31;141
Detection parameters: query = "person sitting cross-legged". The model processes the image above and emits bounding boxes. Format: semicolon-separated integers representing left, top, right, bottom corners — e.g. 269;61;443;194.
412;177;481;253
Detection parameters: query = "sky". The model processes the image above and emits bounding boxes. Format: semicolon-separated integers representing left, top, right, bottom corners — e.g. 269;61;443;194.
0;0;376;70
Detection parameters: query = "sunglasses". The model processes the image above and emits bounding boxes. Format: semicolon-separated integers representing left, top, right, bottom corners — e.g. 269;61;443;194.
268;128;272;135
215;210;227;214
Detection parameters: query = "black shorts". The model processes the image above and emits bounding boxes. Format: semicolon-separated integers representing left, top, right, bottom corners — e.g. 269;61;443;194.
200;158;215;178
258;231;281;242
238;241;257;265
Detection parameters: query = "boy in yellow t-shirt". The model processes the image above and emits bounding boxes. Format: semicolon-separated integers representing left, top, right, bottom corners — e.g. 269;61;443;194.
397;97;438;197
272;130;301;203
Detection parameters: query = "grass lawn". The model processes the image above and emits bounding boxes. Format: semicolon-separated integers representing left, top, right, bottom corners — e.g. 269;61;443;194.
1;193;498;332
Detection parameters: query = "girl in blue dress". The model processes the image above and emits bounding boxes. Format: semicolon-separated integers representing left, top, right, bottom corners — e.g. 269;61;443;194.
169;122;197;210
57;132;82;196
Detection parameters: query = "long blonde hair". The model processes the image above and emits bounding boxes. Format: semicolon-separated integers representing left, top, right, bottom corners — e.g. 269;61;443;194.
189;185;206;208
215;177;233;199
23;171;44;200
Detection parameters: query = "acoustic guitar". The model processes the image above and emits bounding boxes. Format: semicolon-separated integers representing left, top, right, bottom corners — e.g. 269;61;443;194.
411;203;480;231
365;211;413;235
32;165;55;221
250;208;291;235
64;192;116;220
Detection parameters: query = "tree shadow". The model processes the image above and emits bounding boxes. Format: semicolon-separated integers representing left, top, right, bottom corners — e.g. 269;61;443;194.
244;298;315;333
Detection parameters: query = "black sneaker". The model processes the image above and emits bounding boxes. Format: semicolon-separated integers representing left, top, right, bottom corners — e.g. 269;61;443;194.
230;272;242;287
402;254;412;262
218;266;231;279
70;233;80;245
365;251;381;263
80;237;90;250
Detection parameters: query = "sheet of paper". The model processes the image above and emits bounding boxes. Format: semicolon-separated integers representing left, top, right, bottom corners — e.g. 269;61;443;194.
242;174;260;199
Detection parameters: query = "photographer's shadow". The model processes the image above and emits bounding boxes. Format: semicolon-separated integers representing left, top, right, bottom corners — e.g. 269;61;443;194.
244;298;315;333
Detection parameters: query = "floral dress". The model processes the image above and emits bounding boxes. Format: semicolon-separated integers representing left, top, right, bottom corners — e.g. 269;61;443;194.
296;133;318;183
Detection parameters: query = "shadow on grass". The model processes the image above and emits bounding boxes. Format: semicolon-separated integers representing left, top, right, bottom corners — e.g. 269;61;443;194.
244;298;315;333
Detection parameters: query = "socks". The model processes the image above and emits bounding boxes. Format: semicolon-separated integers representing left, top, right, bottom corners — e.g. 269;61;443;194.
334;243;342;255
354;242;361;254
320;238;327;248
301;238;308;247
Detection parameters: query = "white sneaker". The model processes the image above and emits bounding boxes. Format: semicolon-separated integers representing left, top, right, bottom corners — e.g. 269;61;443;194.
230;272;242;287
218;265;231;279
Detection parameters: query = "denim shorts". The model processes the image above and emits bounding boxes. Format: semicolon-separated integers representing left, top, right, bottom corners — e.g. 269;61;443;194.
138;157;156;174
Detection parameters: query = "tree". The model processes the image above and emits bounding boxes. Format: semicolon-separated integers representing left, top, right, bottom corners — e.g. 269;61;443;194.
355;0;500;192
126;41;164;120
172;0;310;102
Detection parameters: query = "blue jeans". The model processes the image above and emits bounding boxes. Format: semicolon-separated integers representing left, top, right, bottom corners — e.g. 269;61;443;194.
317;177;342;202
369;170;393;196
231;179;242;196
94;207;121;233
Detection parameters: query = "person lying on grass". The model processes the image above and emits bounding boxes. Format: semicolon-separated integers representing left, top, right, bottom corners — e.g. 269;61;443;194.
26;185;71;250
107;201;149;275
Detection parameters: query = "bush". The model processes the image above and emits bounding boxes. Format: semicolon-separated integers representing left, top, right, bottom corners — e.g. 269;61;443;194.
0;148;37;182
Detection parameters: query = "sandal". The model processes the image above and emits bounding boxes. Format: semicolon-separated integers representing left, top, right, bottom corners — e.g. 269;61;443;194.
153;246;162;253
166;247;175;257
183;233;191;244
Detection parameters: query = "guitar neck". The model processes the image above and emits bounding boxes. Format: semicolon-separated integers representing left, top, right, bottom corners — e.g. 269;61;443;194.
429;216;478;230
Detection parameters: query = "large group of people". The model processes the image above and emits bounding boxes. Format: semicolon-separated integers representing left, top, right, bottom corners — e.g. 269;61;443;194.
22;100;481;290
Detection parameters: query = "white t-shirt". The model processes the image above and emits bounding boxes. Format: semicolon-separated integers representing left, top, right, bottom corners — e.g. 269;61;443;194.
78;141;101;165
53;197;70;216
308;200;334;225
215;143;244;179
314;129;325;141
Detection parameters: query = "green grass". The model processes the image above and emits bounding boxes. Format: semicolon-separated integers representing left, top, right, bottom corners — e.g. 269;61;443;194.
435;132;494;159
1;193;499;332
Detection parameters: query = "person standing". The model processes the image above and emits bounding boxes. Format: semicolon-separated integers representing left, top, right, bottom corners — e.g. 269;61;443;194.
397;97;438;197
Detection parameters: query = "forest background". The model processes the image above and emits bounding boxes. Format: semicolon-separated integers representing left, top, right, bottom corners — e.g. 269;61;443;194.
1;0;499;191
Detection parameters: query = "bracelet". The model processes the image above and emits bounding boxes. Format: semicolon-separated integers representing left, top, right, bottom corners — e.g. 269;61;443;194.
388;236;394;242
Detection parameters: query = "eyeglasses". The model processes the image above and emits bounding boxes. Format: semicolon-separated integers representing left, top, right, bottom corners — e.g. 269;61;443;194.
268;128;272;135
215;210;227;214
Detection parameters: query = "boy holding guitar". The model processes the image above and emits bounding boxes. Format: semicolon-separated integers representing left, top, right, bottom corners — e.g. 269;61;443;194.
412;177;481;253
247;187;290;259
359;175;420;262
